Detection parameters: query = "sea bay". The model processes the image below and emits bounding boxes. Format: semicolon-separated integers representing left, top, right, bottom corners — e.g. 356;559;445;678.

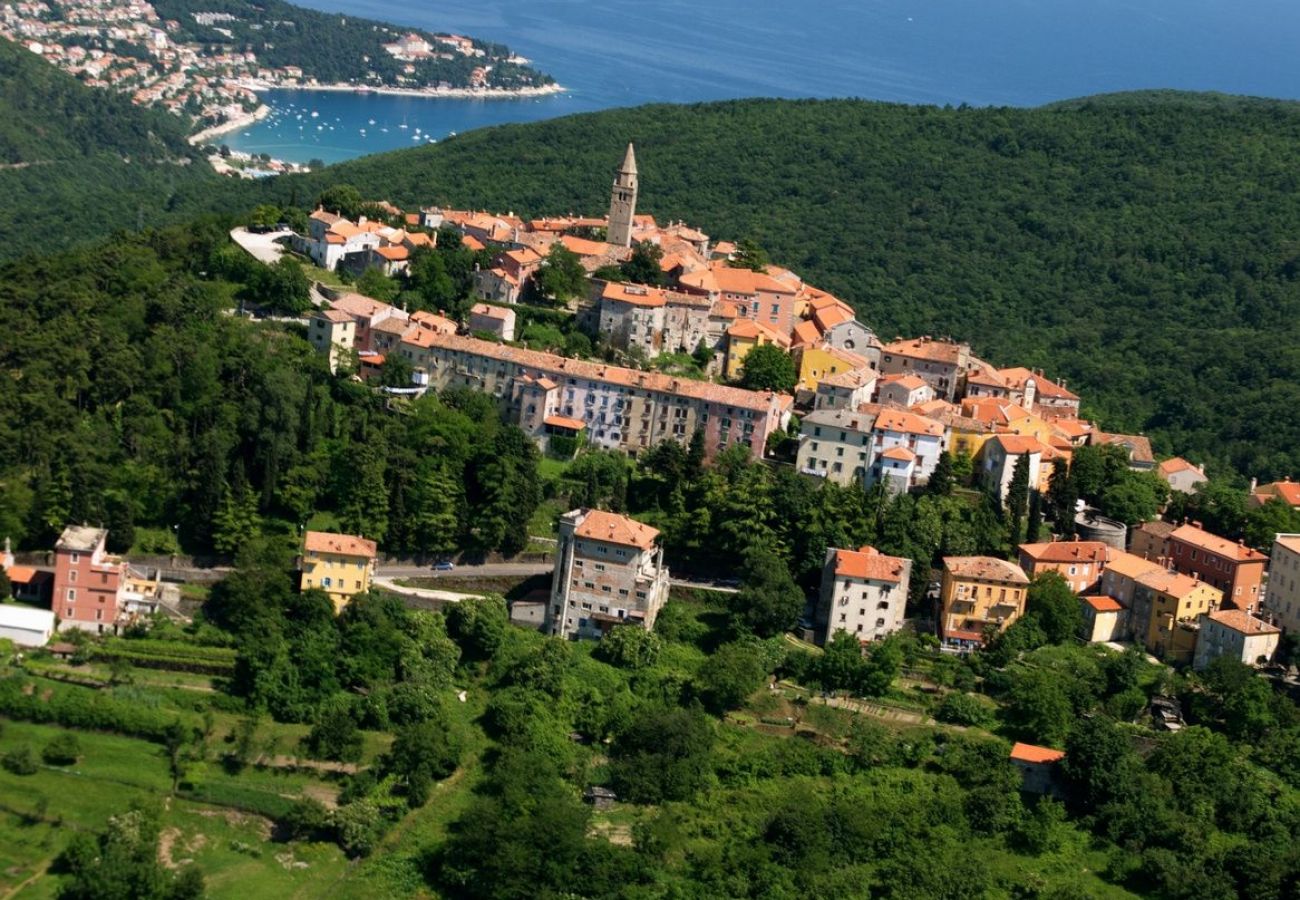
223;0;1300;164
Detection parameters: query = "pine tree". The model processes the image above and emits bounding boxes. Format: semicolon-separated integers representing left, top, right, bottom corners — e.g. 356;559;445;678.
1007;454;1031;549
1026;490;1044;543
1047;461;1079;539
927;451;955;496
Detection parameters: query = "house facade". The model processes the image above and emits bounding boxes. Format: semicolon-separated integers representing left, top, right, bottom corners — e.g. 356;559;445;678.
52;525;125;634
816;545;911;644
546;509;669;640
1267;534;1300;635
1017;541;1111;594
1193;609;1280;670
468;302;517;342
299;531;378;613
1167;523;1268;611
880;337;971;401
939;556;1030;649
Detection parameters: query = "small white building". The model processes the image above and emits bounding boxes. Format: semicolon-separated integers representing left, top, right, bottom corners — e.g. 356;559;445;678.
981;434;1046;503
816;545;911;644
1080;595;1126;643
1193;609;1280;670
309;309;357;373
0;604;56;648
468;302;517;342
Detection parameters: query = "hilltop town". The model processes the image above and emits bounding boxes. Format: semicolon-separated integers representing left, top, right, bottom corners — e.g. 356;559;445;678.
0;0;554;140
2;142;1300;898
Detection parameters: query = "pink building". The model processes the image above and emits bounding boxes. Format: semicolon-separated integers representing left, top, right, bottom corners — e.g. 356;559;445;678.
52;525;126;634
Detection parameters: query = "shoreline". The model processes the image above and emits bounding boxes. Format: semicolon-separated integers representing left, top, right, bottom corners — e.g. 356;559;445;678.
232;79;565;101
188;104;272;145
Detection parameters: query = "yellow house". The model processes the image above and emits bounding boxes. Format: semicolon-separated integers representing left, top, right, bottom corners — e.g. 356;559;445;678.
939;556;1030;649
724;319;791;380
300;531;379;612
1133;570;1222;663
795;344;871;392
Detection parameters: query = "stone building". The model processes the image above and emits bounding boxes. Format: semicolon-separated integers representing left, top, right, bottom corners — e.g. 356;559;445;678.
816;545;911;644
546;509;669;640
607;144;639;248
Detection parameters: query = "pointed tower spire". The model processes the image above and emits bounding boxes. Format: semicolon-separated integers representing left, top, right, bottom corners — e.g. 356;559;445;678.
607;142;639;248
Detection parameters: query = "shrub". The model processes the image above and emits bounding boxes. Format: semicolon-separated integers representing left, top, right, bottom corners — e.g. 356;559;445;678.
2;745;38;775
935;692;995;727
41;732;81;765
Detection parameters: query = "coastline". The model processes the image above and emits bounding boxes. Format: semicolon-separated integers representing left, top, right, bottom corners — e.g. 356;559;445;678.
188;104;272;145
231;79;565;101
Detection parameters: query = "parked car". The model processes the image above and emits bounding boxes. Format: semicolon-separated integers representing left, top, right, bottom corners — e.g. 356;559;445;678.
433;560;455;571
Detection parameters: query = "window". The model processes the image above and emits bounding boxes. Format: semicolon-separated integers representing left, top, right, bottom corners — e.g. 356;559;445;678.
66;588;76;601
70;552;79;564
69;570;77;583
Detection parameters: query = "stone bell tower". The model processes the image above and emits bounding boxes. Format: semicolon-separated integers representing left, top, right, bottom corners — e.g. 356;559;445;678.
607;142;638;248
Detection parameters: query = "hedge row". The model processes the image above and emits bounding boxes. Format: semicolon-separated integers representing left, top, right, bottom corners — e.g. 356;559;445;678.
100;638;237;661
0;675;199;743
180;781;296;820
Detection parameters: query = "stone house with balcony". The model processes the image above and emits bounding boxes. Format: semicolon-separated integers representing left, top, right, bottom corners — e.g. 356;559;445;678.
816;545;912;645
939;556;1030;649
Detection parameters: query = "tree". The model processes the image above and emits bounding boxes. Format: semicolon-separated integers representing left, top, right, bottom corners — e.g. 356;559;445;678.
2;745;37;775
739;343;797;392
1004;669;1074;747
730;544;804;638
729;239;770;271
533;243;587;305
1047;461;1079;537
1099;471;1166;526
305;698;363;763
379;352;413;388
609;707;715;803
1006;453;1031;545
385;713;465;806
317;184;363;219
1025;571;1082;645
817;631;869;692
57;806;204;900
1025;489;1044;542
927;451;955;496
620;240;666;285
858;634;903;697
249;204;282;231
162;721;194;793
446;595;508;661
354;267;399;304
695;640;768;712
595;624;663;669
42;732;81;765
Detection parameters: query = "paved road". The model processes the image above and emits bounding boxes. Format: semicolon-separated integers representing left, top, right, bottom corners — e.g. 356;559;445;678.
229;226;293;264
371;575;484;606
375;562;552;579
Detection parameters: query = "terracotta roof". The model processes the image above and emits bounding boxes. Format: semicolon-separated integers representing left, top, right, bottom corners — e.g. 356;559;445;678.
1010;742;1065;764
371;317;409;336
1103;551;1166;580
873;408;944;438
330;292;401;321
1276;534;1300;554
1169;524;1268;563
997;367;1080;401
303;531;377;559
602;282;667;308
831;546;908;584
462;235;486;251
1019;541;1111;564
881;446;916;462
990;434;1051;456
961;398;1033;427
1093;432;1155;465
374;245;410;261
813;304;854;330
403;331;789;412
543;415;586;432
944;556;1029;584
879;374;929;391
316;309;355;324
1083;595;1123;612
883;337;967;365
558;234;614;258
1135;568;1212;599
791;319;824;348
410;310;457;334
4;565;38;584
1205;609;1279;636
680;262;798;297
1253;480;1300;507
1158;457;1204;478
404;233;435;248
821;367;877;390
470;303;513;321
728;319;791;347
574;509;659;550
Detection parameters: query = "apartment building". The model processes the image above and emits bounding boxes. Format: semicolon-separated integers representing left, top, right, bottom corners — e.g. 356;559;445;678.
939;556;1030;649
816;545;912;644
299;531;378;613
52;525;126;634
1167;523;1268;611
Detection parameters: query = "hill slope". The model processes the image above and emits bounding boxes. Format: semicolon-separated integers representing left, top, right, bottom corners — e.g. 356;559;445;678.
216;95;1300;477
0;37;219;258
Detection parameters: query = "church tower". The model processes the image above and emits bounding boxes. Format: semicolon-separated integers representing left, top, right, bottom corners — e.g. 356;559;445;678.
607;143;638;247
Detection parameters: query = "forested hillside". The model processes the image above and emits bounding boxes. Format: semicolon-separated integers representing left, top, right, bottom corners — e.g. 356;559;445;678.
0;37;218;255
212;95;1300;479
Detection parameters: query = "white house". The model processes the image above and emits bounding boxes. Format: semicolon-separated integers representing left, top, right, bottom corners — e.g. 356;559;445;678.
0;604;56;648
816;545;911;644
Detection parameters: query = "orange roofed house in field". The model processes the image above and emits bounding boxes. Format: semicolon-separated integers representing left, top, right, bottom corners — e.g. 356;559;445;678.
816;545;912;644
1010;743;1066;796
547;509;670;641
299;531;378;612
1166;522;1268;612
939;556;1030;649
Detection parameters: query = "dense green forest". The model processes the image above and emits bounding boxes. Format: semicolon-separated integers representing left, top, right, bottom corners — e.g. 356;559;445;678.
0;37;219;257
204;94;1300;479
151;0;552;89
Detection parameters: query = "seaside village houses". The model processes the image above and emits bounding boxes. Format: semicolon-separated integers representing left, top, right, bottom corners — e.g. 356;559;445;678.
291;146;1299;664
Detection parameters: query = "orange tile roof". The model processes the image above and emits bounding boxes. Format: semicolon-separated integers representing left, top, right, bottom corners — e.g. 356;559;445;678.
602;282;668;308
575;509;659;550
883;337;967;365
1083;595;1123;613
1135;568;1212;599
1277;534;1300;554
728;318;791;347
470;303;513;320
813;304;854;330
543;414;586;432
961;398;1034;427
680;262;798;297
881;446;916;462
404;232;435;248
821;367;877;390
4;565;38;584
1092;432;1155;465
944;556;1029;584
1254;480;1300;507
410;310;457;334
1019;541;1111;564
1205;609;1279;636
879;373;929;391
997;367;1080;401
1010;742;1065;764
1158;457;1204;478
316;309;355;324
462;235;486;251
303;531;377;559
991;434;1051;456
330;292;400;320
1169;524;1268;563
872;408;945;438
559;234;613;258
831;545;908;583
401;331;789;412
791;319;823;348
1103;551;1166;580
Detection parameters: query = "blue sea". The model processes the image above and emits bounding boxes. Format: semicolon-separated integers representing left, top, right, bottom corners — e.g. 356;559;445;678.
223;0;1300;164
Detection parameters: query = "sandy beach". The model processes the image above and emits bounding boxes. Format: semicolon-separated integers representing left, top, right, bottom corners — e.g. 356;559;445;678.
189;104;273;145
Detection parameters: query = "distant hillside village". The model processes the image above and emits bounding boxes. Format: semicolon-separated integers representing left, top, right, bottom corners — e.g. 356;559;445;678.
213;143;1300;673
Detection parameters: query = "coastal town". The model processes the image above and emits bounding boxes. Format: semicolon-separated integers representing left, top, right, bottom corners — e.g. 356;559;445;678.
0;0;554;142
